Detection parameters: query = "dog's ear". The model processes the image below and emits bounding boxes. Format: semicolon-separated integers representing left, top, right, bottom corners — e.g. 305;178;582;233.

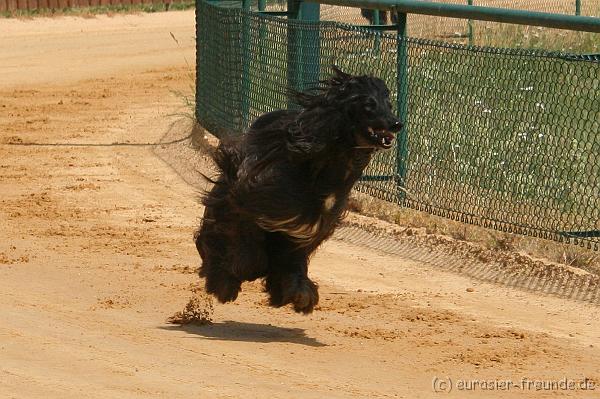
288;87;316;108
331;65;351;82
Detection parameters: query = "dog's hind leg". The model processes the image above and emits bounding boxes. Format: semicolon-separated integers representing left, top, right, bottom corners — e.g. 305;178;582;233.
196;217;269;303
265;234;319;314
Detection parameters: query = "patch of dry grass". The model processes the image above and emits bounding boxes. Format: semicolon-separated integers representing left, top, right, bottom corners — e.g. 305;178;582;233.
474;23;600;53
167;291;214;326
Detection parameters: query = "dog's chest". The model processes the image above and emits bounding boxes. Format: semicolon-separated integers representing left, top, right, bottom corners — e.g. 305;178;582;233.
255;193;345;245
254;154;366;245
322;193;338;212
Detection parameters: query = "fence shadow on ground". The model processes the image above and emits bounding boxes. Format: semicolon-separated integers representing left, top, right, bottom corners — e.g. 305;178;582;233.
334;225;600;306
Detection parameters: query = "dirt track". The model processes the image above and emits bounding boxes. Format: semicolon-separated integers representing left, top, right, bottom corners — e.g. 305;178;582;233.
1;11;600;399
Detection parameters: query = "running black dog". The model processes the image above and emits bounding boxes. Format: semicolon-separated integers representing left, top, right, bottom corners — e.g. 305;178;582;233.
195;67;402;313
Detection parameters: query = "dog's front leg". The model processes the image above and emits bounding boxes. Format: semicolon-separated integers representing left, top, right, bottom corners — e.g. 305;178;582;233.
265;235;318;314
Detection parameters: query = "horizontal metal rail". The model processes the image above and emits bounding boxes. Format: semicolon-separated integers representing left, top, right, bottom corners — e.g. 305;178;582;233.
258;10;291;15
306;0;600;33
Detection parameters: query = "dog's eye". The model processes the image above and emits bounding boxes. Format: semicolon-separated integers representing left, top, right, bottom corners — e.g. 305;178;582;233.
364;97;377;113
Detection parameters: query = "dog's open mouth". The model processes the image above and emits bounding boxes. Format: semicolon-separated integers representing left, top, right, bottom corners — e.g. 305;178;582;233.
367;127;395;149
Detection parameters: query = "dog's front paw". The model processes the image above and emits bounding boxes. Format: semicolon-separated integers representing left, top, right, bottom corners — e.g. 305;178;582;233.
204;267;242;303
268;274;319;314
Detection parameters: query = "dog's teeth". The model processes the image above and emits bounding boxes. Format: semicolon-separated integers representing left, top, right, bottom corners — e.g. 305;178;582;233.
380;136;393;147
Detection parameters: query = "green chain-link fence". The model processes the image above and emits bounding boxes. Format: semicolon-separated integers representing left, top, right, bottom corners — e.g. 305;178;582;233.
195;0;600;249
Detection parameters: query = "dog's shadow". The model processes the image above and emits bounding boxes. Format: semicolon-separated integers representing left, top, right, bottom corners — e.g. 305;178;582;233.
162;320;327;347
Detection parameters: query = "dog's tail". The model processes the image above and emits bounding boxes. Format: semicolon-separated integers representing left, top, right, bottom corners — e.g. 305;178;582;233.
199;138;242;208
213;140;241;183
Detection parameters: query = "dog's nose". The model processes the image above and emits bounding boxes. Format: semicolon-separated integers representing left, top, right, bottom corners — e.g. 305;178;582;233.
389;120;403;132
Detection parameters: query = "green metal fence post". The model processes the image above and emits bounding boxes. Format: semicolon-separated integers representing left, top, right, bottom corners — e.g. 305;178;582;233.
396;10;408;199
467;0;473;45
241;0;251;128
287;0;300;108
575;0;581;15
258;0;267;103
287;0;320;108
373;9;381;53
299;2;321;90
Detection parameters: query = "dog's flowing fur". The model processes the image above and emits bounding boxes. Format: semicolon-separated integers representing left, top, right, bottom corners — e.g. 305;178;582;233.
195;67;402;314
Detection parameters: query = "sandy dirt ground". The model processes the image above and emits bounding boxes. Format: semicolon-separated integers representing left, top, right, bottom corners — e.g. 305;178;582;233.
1;11;600;399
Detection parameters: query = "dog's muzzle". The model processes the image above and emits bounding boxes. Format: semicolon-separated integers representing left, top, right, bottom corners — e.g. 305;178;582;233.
367;120;402;149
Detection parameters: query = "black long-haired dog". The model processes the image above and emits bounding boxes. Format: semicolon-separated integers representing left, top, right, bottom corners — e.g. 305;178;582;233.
195;67;402;314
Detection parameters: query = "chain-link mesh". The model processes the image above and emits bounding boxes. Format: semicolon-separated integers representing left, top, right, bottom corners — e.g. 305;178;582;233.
195;0;600;249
